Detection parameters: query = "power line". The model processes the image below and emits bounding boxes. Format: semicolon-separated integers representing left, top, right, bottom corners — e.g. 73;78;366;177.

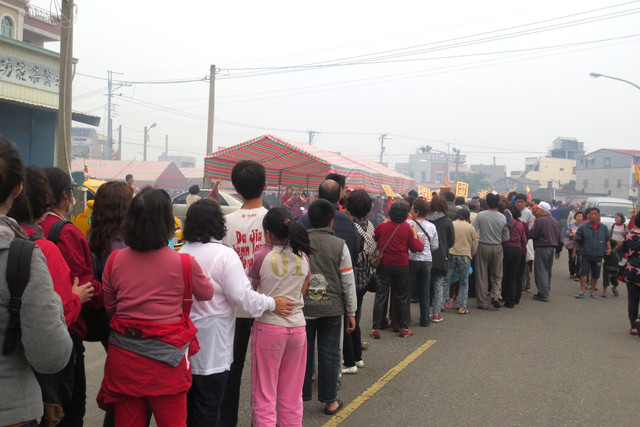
220;2;640;78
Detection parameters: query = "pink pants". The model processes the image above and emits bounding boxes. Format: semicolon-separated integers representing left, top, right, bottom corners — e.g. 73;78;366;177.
113;392;187;427
251;321;307;427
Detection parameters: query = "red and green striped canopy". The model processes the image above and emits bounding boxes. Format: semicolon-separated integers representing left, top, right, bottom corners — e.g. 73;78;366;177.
204;134;415;194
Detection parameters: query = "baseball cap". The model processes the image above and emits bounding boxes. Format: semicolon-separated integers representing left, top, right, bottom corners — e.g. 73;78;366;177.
538;201;551;212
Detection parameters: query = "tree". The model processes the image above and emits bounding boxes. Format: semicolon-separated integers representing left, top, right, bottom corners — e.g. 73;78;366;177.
561;180;576;190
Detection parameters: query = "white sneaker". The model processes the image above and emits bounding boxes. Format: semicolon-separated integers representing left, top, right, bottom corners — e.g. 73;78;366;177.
341;366;358;374
355;360;364;368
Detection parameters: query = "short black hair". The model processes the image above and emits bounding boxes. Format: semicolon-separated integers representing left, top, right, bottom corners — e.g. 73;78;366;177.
486;193;499;209
183;199;226;243
634;211;640;228
231;160;265;200
325;173;346;189
308;199;335;228
442;191;455;203
412;198;429;217
318;179;341;203
454;196;466;206
407;189;418;198
389;201;409;223
8;165;52;223
515;193;527;202
125;174;133;181
345;189;371;218
44;167;72;207
125;187;175;251
188;184;200;195
455;208;470;222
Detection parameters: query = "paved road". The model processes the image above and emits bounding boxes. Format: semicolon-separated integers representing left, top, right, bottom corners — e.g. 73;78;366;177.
83;251;639;426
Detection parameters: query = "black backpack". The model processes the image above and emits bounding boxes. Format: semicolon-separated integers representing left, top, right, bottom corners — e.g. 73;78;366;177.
48;220;110;342
2;238;36;355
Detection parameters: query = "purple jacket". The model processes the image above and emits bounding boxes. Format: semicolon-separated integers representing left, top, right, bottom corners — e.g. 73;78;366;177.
530;214;563;253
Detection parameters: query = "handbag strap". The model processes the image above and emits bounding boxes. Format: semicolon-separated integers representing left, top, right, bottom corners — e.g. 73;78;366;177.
180;253;193;316
380;224;401;255
413;220;431;244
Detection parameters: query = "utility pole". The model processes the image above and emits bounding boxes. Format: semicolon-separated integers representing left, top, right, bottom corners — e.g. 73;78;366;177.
307;130;319;145
117;125;122;160
378;133;390;164
204;64;216;188
106;71;127;160
165;134;169;159
143;123;156;161
56;0;73;174
453;147;461;187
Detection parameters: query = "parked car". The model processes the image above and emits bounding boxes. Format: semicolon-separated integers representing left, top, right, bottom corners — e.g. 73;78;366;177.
172;189;243;222
582;197;636;227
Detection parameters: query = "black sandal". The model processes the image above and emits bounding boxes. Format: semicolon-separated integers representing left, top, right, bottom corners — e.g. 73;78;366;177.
325;399;343;415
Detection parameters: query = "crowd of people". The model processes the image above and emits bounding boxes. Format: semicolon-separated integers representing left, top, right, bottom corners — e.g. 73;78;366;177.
1;134;640;427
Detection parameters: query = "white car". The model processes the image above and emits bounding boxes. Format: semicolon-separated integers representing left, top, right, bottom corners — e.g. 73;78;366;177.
172;189;243;221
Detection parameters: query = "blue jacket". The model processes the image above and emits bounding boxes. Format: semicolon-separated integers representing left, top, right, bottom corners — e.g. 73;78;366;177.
575;221;610;258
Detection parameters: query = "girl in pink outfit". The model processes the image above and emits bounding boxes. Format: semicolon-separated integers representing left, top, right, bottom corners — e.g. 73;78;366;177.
248;208;312;427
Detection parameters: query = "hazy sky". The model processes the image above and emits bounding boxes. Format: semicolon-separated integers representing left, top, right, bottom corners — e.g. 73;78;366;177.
32;0;640;171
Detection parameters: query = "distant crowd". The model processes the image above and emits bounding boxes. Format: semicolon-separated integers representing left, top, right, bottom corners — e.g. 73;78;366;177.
1;133;639;427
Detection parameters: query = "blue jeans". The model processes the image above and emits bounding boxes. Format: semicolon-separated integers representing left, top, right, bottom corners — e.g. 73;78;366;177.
409;260;432;326
432;271;449;317
303;316;342;403
448;255;471;308
187;371;230;427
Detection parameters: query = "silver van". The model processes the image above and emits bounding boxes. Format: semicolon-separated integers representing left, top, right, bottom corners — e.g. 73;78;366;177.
582;197;635;227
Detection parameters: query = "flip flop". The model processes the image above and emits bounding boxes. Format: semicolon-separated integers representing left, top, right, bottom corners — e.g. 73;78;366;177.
325;399;343;415
634;320;640;338
574;293;585;298
457;308;470;315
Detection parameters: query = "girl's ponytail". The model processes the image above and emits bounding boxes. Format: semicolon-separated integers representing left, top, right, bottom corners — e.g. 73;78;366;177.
285;219;313;256
263;207;313;256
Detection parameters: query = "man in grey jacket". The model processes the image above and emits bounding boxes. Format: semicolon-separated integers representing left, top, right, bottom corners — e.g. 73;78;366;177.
1;216;73;426
530;202;563;302
572;207;611;299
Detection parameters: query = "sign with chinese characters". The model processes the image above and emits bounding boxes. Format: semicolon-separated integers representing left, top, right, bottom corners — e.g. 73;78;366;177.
0;54;59;93
418;186;431;201
455;181;469;198
381;185;395;197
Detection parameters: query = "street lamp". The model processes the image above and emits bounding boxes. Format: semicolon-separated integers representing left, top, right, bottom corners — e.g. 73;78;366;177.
589;72;640;91
143;123;157;161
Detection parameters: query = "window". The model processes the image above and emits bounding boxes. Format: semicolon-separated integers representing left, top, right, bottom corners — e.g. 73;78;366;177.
583;179;588;190
604;179;609;189
1;16;14;38
617;179;622;189
573;166;576;174
435;172;443;183
604;157;611;167
560;168;564;171
421;171;426;182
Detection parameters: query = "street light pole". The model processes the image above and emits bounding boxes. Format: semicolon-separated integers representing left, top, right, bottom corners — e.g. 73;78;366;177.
589;72;640;91
143;123;157;161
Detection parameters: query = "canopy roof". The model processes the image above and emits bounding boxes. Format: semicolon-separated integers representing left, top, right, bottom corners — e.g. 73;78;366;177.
180;167;205;187
71;159;187;190
204;135;415;194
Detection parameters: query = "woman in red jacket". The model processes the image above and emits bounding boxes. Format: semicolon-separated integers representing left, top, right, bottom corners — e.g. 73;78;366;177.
97;188;213;427
41;166;102;426
370;201;424;339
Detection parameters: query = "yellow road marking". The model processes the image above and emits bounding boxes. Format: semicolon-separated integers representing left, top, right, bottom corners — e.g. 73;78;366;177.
323;339;437;426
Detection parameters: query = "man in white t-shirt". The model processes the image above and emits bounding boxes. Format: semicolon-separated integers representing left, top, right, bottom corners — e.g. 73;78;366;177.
220;160;269;427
